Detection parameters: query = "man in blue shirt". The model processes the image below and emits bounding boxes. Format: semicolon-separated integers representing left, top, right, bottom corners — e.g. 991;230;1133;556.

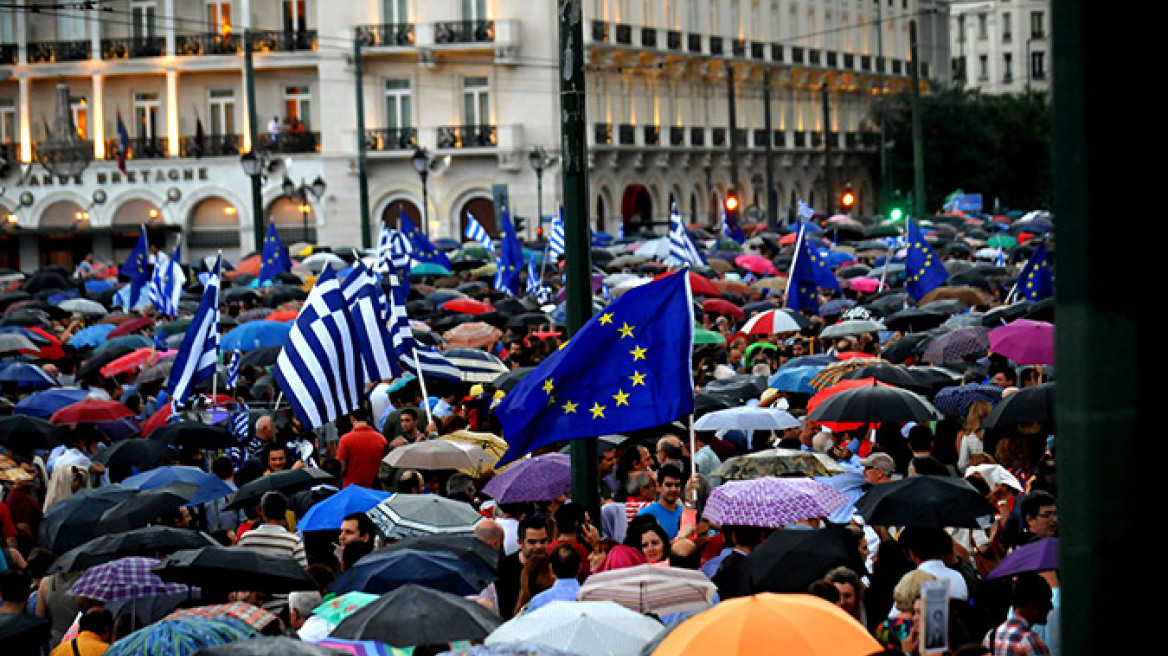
636;463;685;539
526;543;582;613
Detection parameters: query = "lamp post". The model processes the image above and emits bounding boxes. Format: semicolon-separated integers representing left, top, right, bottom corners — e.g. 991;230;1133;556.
282;174;327;245
528;147;555;242
240;151;267;252
411;147;430;237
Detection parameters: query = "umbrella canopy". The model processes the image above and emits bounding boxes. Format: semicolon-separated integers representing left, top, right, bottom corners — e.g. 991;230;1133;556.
0;414;67;455
0;612;50;654
366;493;483;541
0;332;37;354
931;383;1004;418
383;439;495;471
443;322;503;349
693;406;801;432
0;361;59;389
492;366;535;393
739;308;803;335
192;636;337;656
709;448;844;482
981;382;1055;431
330;584;502;647
155;546;318;593
920;325;991;364
481;452;571;504
443;347;509;383
855;475;998;529
104;616;258;656
382;534;500;572
48;526;219;574
69;555;193;602
838;364;933;395
239;345;282;368
39;484;136;553
165;603;280;633
123;466;235;506
486;601;660;656
701;298;745;322
299;484;391;532
986;537;1058;580
807;383;943;425
220;321;293;352
734;254;778;275
107;316;155;339
650;593;881;656
747;526;868;594
988;318;1054;365
148;421;239;450
96;481;200;533
807;357;890;391
576;564;715;615
50;398;135;424
224;467;334;510
703;477;851;528
332;547;495;596
767;364;822;395
94;438;173;472
819;319;885;339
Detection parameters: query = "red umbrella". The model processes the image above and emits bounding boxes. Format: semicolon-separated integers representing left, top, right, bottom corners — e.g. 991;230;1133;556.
51;399;135;425
702;299;745;322
100;348;160;378
26;326;66;361
108;316;154;338
441;299;494;315
142;403;172;437
655;271;720;298
266;310;300;323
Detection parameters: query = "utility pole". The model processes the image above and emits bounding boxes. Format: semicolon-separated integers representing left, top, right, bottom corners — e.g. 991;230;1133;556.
909;20;925;219
821;84;834;214
559;0;598;521
354;36;372;249
877;0;890;214
726;62;740;192
243;29;264;253
763;69;776;228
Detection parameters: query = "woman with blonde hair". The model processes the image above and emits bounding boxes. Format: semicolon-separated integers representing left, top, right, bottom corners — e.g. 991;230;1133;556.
874;570;937;653
956;401;994;473
42;464;90;512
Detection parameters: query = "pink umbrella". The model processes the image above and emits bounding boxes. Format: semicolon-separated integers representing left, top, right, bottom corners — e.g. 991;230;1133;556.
989;318;1054;365
847;278;886;293
735;254;778;276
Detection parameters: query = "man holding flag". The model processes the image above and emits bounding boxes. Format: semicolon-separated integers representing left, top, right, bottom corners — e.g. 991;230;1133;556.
148;242;185;317
121;226;150;311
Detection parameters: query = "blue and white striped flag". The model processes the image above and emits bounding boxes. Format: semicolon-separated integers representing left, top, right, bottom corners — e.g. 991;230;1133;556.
548;208;566;259
388;227;413;270
275;266;365;429
464;213;494;253
526;256;540;296
342;261;400;383
226;350;241;390
165;256;220;405
375;224;393;274
667;204;706;266
796;198;815;221
401;347;463;385
149;244;185;317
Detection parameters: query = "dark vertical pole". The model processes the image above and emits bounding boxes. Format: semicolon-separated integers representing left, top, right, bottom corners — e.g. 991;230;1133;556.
354;36;372;249
725;62;740;192
876;0;889;214
762;68;776;228
244;29;264;253
559;0;598;520
909;20;925;219
821;84;833;213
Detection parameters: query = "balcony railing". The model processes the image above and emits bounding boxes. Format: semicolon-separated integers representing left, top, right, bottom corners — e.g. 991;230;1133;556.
356;23;415;47
642;125;660;147
669;126;685;146
104;136;167;160
365;127;417;151
594;122;613;145
102;36;166;59
434;20;494;44
27;40;91;63
256;131;321;153
248;29;318;53
667;30;682;50
0;44;17;65
617;124;635;146
179;134;242;158
615;23;632;45
174;32;241;56
436;125;496;149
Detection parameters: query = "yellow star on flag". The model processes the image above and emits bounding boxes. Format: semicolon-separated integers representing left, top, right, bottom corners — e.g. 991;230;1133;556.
618;323;635;338
590;402;606;419
599;313;614;325
629;371;646;386
561;400;578;414
630;345;647;361
542;378;555;394
613;389;630;406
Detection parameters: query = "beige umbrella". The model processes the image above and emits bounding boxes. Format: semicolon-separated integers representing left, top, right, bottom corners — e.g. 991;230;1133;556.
383;439;495;471
442;431;510;474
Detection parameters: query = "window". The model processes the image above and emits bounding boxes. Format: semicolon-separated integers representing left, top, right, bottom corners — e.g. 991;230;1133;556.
284;0;307;32
1030;51;1045;80
206;1;232;34
383;0;408;23
977;14;987;40
978;54;988;80
462;0;487;22
957;15;965;43
208;89;236;135
384;80;412;129
1031;12;1044;38
134;92;160;140
462;76;489;127
1003;53;1013;82
952;56;967;84
131;0;158;41
70;96;88;139
1002;12;1011;42
0;99;16;143
284;85;312;128
57;12;87;40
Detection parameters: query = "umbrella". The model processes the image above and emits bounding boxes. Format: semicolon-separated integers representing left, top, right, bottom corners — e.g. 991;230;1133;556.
988;318;1054;365
106;316;155;338
746;525;867;594
443;322;503;349
882;308;948;333
50;398;135;424
220;321;293;352
650;593;881;656
655;271;720;298
96;481;200;533
920;325;991;364
0;414;67;454
94;438;174;471
224;467;334;510
807;383;943;425
0;612;49;654
767;364;822;394
48;526;219;574
576;564;715;615
807;357;891;391
99;347;161;378
486;601;661;656
819;319;885;339
148;421;240;450
931;383;1004;418
699;374;769;405
986;537;1058;580
739;308;803;335
155;546;318;593
123;465;235;506
0;332;37;354
981;382;1055;430
193;636;338;656
703;477;851;528
383;439;494;471
239;345;282;368
493;367;536;393
69;555;193;602
331;584;501;647
165;603;280;633
309;591;381;626
366;493;483;541
839;363;933;394
0;361;59;389
39;484;136;554
855;475;998;528
442;298;494;315
444;347;509;383
332;547;495;596
299;484;391;532
709;448;845;482
104;617;259;656
693;406;801;432
734;254;778;275
412;263;454;277
383;534;500;571
701;298;745;322
481;452;571;503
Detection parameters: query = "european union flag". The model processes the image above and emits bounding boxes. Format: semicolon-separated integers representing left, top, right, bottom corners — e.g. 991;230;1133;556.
122;226;149;309
495;271;696;466
786;227;821;314
904;219;949;300
804;231;841;292
1017;242;1053;301
495;209;523;296
400;214;451;269
259;221;292;284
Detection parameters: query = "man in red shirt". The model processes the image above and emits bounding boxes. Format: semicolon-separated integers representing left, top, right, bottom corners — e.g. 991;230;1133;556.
336;405;387;488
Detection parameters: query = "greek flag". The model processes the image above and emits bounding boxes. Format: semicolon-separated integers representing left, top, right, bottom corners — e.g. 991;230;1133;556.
382;268;460;384
165;257;220;405
149;244;185;317
388;227;413;269
341;262;400;383
526;256;540;296
548;208;566;259
375;225;392;274
275;266;364;429
385;266;414;360
796;198;815;221
667;204;706;266
401;346;462;385
226;350;241;390
464;213;494;253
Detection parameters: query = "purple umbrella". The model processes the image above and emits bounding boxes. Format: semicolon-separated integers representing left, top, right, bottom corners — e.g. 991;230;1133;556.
481;452;570;503
555;273;604;304
988;319;1054;365
986;537;1058;580
702;477;851;528
921;325;990;364
68;556;194;602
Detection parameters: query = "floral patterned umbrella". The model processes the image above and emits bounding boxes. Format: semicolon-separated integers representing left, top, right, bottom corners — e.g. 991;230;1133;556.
104;616;258;656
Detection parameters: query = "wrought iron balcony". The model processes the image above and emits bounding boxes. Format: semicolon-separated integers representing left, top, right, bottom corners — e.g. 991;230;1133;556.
669;126;685;146
0;44;17;65
27;40;91;63
617;124;635;146
642;125;660;147
102;36;166;59
436;125;496;149
614;23;632;45
247;29;318;53
356;23;414;47
179;134;242;158
709;36;724;55
594;122;613;145
174;32;242;56
667;30;682;50
365;127;417;151
104;136;167;160
256;131;321;153
433;20;494;44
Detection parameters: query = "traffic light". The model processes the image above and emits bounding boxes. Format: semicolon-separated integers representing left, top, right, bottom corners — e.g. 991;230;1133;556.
889;190;905;221
724;189;740;221
889;206;904;221
536;225;544;240
514;216;527;234
840;186;856;212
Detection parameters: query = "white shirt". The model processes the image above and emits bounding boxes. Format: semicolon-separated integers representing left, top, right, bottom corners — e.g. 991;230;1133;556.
918;559;969;601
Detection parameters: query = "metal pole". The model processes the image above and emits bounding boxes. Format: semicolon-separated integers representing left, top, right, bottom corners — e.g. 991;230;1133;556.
725;62;740;192
762;68;776;229
420;172;430;238
243;29;264;253
536;167;543;244
877;0;889;214
354;36;372;249
822;85;834;213
909;20;926;219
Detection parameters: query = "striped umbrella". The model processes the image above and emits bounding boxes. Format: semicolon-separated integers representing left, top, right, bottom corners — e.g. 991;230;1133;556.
68;556;194;602
365;494;482;541
316;638;403;656
576;564;716;615
164;602;279;633
739;308;803;335
443;347;509;382
807;357;891;391
442;322;502;349
104;616;258;656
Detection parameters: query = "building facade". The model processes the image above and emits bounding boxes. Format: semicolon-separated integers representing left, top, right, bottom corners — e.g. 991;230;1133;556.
0;0;947;272
949;0;1050;94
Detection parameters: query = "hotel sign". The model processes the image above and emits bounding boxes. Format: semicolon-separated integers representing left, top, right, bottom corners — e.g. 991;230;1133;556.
23;166;211;187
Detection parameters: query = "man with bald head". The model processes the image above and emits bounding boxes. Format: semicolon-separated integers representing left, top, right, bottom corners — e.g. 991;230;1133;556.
474;519;505;552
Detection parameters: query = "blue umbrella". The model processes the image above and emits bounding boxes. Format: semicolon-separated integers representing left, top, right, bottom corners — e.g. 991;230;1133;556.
123;466;234;506
14;388;90;419
0;361;59;389
69;323;117;348
332;548;494;596
85;279;117;293
931;383;1004;418
299;485;390;532
220;321;292;352
778;354;838;370
768;365;822;395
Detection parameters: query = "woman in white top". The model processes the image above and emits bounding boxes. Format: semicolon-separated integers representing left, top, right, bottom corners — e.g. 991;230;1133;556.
956;400;994;473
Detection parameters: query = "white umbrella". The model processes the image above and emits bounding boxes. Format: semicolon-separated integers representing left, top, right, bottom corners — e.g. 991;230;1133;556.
365;493;482;541
486;600;662;656
382;439;494;471
633;237;671;260
610;277;652;297
297;252;347;274
0;333;38;355
576;564;715;615
819;319;885;339
693;406;802;432
58;298;109;317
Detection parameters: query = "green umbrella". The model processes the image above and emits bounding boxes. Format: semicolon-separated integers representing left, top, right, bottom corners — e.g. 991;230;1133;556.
310;591;380;625
411;263;453;277
693;326;726;345
159;319;193;337
459;246;490;260
986;234;1017;249
104;616;257;656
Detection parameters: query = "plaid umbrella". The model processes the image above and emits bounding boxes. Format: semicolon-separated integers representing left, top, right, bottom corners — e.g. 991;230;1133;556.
920;326;990;364
68;556;194;602
164;603;279;633
808;357;891;391
702;477;851;528
576;564;716;615
105;616;258;656
931;383;1003;417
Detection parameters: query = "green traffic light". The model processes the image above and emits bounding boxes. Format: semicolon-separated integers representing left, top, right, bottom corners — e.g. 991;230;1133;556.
890;208;903;221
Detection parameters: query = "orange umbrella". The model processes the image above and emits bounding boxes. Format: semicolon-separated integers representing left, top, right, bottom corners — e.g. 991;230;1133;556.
652;593;882;656
443;322;502;349
266;310;300;323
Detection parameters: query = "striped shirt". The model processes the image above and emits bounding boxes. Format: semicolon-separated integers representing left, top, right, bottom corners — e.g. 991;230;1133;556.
236;522;308;568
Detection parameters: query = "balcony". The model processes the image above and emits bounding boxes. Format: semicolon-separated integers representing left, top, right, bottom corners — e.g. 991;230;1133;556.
102;36;166;59
615;23;632;45
1;44;17;65
256;131;321;153
750;42;765;60
365;127;417;151
179;134;242;158
433;20;494;44
709;36;724;55
712;128;726;147
356;23;415;47
642;125;660;147
617;124;635;146
174;32;242;56
669;126;685;146
641;27;657;48
436;125;496;149
247;29;318;53
667;30;682;50
593;122;613;145
27;40;91;63
732;39;746;58
104;136;167;160
687;34;702;53
690;127;704;147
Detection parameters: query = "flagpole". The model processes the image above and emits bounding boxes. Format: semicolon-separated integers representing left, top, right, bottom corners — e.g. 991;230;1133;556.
784;225;806;304
411;348;435;431
878;243;893;292
211;251;222;408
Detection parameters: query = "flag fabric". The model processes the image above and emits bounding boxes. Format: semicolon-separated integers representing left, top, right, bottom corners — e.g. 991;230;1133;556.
399;214;451;269
786;228;822;314
667;204;706;266
148;244;185;317
526;256;540;296
494;209;523;296
721;206;746;245
275;266;364;429
227;401;250;468
259;221;292;284
400;347;462;385
548;207;566;260
384;266;415;360
804;236;841;292
154;329;169;352
904;219;949;300
464;214;494;253
796;198;815;221
193;118;206;159
387;227;413;269
116;111;131;174
166;257;221;405
494;271;696;466
375;225;393;274
1016;242;1053;301
122;226;150;310
226;350;241;390
341;262;400;383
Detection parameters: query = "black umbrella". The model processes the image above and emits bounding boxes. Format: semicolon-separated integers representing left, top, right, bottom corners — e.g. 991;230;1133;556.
383;534;500;571
406;299;438;319
149;421;239;450
492;366;535;393
331;547;495;596
22;269;73;294
0;290;32;311
96;481;200;533
693;393;733;417
239;345;282;368
38;484;136;553
412;328;445;348
981;382;1055;431
700;375;769;406
807;382;943;424
879;331;938;364
224;467;334;510
93;438;174;471
747;525;866;594
883;308;949;333
155;545;317;592
840;364;933;395
263;286;309;308
0;310;51;328
505;312;553;330
492;297;531;316
47;526;219;574
75;343;140;380
0;612;50;656
0;415;67;455
222;287;261;305
329;583;502;646
855;474;998;529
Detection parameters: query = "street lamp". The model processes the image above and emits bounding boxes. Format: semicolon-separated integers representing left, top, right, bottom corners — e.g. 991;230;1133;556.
528;147;550;242
240;150;268;252
282;174;327;244
411;147;430;237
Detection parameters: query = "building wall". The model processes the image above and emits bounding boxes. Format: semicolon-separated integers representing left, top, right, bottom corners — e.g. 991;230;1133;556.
949;0;1050;94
